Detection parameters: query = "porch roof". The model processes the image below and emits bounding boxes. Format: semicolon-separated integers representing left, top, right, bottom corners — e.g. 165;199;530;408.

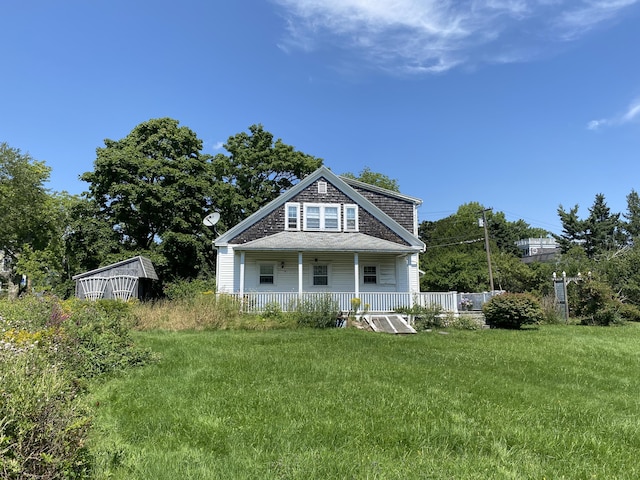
232;231;420;254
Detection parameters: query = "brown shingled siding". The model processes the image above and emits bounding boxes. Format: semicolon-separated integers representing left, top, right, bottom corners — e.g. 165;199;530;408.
350;185;415;233
230;177;410;246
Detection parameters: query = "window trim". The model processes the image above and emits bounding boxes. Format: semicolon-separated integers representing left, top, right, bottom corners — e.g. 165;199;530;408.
343;204;358;231
285;202;300;231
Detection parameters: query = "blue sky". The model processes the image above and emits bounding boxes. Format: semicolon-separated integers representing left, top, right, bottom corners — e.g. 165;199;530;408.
2;0;640;235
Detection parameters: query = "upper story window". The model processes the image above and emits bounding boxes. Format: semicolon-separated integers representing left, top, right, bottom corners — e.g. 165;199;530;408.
324;206;339;229
285;202;359;232
304;204;341;231
285;202;300;230
344;204;358;231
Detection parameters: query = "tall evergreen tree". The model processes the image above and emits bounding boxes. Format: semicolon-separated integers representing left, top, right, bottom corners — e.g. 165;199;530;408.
555;204;585;253
583;194;621;258
623;189;640;243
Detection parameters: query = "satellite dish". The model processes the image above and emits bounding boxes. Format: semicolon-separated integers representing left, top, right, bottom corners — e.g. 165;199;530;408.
203;212;220;227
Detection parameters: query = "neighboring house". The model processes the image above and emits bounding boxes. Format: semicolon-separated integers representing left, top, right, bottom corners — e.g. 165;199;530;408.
73;255;158;301
214;166;428;312
515;237;560;264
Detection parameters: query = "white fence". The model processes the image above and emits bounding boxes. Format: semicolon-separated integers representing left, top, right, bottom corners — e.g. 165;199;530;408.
228;291;502;314
226;291;487;314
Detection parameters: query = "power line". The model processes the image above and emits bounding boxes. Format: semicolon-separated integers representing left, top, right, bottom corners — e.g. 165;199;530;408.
426;238;484;249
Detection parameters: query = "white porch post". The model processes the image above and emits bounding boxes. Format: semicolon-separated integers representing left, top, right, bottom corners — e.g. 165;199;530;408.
239;251;245;298
353;252;359;299
298;252;303;297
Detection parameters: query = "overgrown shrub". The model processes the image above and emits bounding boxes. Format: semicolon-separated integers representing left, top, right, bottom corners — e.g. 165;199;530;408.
0;294;59;332
163;278;216;302
0;295;153;478
575;280;624;326
293;295;340;329
449;314;485;330
539;294;565;325
261;301;283;320
483;293;543;329
56;305;153;379
0;341;91;479
619;302;640;322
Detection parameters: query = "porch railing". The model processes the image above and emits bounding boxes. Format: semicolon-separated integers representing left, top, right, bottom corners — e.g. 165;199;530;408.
226;291;503;314
227;291;466;314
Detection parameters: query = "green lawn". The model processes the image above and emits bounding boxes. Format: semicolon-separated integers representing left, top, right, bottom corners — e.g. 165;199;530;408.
88;325;640;479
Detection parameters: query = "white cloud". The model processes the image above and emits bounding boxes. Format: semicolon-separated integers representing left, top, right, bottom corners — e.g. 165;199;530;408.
621;100;640;122
213;141;225;151
587;98;640;130
271;0;639;74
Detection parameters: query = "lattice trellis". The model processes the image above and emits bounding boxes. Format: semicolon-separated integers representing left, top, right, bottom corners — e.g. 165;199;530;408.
78;277;109;300
108;275;138;301
78;275;138;301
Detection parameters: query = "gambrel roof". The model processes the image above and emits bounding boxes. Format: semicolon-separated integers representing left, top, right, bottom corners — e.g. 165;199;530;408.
72;255;158;280
214;166;425;252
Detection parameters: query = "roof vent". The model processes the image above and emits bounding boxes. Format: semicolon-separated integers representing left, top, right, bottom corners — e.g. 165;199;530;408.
318;181;327;194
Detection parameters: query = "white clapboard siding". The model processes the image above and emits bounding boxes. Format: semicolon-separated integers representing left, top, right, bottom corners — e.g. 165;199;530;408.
216;246;236;293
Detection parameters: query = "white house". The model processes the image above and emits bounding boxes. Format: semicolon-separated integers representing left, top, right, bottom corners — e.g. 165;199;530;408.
214;166;435;313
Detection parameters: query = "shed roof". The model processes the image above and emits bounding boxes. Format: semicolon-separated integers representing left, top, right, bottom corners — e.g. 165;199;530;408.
72;256;159;280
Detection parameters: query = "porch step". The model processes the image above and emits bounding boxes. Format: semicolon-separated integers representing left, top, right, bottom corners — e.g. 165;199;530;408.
364;314;416;334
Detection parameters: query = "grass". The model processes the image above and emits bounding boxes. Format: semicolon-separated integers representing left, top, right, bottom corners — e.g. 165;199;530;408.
88;324;640;479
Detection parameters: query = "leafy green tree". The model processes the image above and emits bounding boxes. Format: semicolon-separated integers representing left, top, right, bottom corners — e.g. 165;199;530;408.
80;118;215;281
0;143;61;290
596;243;640;306
420;203;551;293
489;211;547;257
211;124;323;230
341;166;400;192
64;196;124;275
419;203;494;292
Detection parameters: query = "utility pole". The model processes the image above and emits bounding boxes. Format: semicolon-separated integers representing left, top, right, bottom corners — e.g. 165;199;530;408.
481;208;495;292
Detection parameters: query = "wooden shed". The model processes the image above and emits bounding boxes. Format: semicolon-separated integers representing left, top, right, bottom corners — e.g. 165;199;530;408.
72;256;158;301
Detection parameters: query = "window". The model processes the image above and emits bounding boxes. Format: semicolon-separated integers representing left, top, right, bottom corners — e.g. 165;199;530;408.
344;204;358;231
363;266;377;284
303;204;341;231
259;264;274;284
285;203;300;230
305;205;321;229
313;265;329;286
318;181;327;194
324;206;339;230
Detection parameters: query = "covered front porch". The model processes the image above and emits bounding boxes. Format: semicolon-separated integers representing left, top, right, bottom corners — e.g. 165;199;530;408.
215;230;434;314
